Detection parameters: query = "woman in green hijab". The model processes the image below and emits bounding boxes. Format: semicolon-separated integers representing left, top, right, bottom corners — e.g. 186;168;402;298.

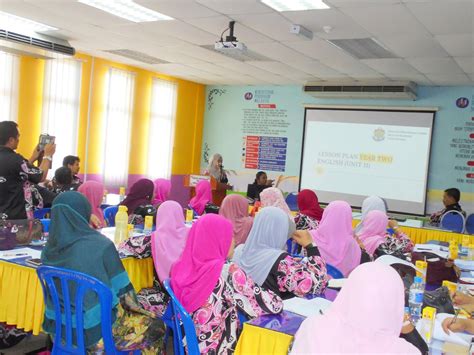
41;192;164;354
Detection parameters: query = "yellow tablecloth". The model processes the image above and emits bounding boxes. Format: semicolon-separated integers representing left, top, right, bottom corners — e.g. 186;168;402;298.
0;257;154;335
235;323;293;355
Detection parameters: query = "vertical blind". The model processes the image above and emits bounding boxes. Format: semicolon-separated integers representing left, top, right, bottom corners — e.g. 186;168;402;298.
103;67;135;188
0;52;19;122
147;78;177;179
42;59;82;171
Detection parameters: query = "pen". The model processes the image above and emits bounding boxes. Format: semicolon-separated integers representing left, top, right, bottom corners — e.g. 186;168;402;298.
319;310;324;315
450;309;460;326
2;253;28;257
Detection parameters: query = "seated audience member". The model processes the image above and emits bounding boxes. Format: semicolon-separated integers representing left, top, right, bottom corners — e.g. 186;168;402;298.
303;201;369;277
171;214;283;354
35;185;58;208
152;178;171;207
0;121;56;219
41;192;164;353
443;292;474;335
63;155;82;185
189;179;219;215
355;210;414;259
52;167;80;193
137;201;189;317
291;263;422;354
260;187;297;237
78;181;106;228
206;153;228;184
234;207;328;299
294;189;324;230
219;194;254;245
120;178;155;225
247;171;273;201
430;188;465;226
354;195;387;233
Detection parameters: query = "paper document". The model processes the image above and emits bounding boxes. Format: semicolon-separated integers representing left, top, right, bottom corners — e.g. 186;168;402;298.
414;244;449;259
455;259;474;271
0;247;42;260
429;313;473;347
328;278;346;289
283;297;332;317
375;255;422;273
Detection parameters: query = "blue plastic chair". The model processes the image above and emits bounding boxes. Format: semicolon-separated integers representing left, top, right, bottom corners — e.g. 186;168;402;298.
103;206;119;227
285;192;298;211
40;219;51;233
326;264;344;279
36;266;140;355
466;214;474;235
34;208;51;219
100;204;111;210
162;279;200;355
441;211;465;233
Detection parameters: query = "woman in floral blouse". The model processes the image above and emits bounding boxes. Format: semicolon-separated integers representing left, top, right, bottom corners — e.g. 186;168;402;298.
355;210;414;260
234;207;328;300
171;214;283;354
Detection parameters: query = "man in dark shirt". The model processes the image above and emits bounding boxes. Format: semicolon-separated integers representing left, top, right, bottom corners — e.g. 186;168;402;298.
63;155;82;185
0;121;56;219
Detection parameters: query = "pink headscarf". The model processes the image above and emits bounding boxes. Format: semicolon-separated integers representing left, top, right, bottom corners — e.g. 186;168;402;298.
310;201;361;277
78;181;105;227
151;201;189;283
219;194;254;246
171;214;233;313
291;263;419;354
357;210;389;256
152;179;171;205
260;187;292;218
189;180;212;215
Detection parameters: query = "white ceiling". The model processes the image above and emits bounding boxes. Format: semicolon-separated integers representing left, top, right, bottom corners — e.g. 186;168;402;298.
1;0;473;86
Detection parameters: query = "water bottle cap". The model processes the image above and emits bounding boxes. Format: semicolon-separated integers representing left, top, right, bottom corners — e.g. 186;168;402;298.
414;276;423;283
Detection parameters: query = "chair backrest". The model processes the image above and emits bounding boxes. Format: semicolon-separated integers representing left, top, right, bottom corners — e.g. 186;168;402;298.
326;264;344;279
36;266;118;355
103;206;119;227
34;208;52;219
466;214;474;235
162;279;200;355
285;192;298;211
440;210;465;233
40;219;51;233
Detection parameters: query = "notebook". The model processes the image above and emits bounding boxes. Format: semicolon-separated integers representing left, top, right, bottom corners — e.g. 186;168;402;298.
283;297;332;317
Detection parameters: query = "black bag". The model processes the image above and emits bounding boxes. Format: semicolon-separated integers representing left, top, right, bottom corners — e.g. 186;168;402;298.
422;286;455;314
0;219;43;250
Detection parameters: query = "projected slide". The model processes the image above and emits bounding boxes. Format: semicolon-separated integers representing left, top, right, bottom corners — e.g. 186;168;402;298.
300;109;435;215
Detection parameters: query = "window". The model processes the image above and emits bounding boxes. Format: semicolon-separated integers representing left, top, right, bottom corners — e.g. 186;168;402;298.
147;78;177;179
42;59;82;171
103;68;135;188
0;51;19;122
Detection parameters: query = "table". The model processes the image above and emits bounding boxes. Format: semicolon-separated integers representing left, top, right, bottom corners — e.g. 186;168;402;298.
0;256;154;336
235;311;305;355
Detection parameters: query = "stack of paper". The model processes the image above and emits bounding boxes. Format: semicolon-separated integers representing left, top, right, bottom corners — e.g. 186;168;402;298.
283;297;332;317
427;313;473;347
375;255;422;274
414;244;449;259
0;247;42;260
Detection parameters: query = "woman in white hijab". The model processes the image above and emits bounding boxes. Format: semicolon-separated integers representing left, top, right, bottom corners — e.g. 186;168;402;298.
354;195;387;233
206;153;228;184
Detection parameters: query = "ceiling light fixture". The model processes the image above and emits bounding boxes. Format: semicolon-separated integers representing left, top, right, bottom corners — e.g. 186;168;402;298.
261;0;329;12
78;0;174;22
0;11;57;32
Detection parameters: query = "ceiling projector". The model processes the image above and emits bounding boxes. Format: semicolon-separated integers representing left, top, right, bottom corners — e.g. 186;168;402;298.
214;21;247;54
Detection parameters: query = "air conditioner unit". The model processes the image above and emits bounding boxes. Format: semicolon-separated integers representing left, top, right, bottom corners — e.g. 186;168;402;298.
0;29;75;60
304;82;417;100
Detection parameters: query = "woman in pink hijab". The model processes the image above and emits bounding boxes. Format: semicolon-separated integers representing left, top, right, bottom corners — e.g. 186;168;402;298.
356;210;414;259
219;194;253;245
259;187;292;218
152;179;171;206
309;200;363;277
78;181;105;228
151;201;188;283
189;180;212;215
291;262;420;354
171;214;283;354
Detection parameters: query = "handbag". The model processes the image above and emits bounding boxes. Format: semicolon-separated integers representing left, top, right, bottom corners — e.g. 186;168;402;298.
0;219;43;250
411;251;458;286
422;286;455;314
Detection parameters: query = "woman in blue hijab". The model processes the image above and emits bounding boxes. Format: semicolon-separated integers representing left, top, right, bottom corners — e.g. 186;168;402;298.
41;192;164;353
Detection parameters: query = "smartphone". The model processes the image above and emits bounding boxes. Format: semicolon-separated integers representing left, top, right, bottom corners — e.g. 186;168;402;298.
25;258;42;268
38;134;55;151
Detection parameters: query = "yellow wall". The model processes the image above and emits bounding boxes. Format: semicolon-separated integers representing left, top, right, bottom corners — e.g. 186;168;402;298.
14;52;205;178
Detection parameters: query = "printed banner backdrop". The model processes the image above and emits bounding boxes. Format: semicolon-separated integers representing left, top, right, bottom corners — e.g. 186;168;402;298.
201;85;474;215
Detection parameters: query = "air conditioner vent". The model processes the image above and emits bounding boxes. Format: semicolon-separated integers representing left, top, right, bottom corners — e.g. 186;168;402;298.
304;82;417;100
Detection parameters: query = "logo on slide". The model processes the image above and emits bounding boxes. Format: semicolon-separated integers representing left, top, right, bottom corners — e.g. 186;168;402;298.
456;97;469;108
244;92;253;100
372;128;385;142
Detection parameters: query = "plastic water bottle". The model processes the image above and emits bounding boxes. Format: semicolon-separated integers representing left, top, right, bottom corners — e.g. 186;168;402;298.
409;276;424;325
114;206;128;244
